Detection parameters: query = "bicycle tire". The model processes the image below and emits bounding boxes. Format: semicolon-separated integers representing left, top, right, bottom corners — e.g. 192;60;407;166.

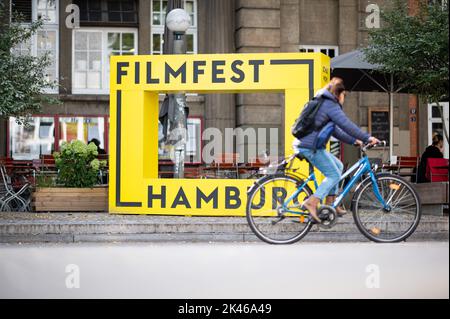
352;173;421;243
246;174;313;244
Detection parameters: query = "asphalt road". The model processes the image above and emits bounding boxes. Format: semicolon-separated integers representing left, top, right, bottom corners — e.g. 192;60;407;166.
0;242;448;299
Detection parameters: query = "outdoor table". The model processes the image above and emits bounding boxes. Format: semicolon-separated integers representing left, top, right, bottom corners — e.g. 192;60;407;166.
237;165;266;173
202;165;240;178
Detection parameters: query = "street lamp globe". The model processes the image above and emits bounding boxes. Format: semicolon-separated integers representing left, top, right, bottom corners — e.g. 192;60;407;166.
166;8;191;33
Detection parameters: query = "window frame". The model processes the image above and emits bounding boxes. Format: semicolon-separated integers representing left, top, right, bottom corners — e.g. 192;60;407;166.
7;114;111;160
428;102;449;158
34;0;59;24
299;45;339;58
150;0;198;55
8;116;56;160
8;114;204;163
13;0;60;94
74;0;139;27
185;116;203;164
158;116;203;164
151;28;197;55
72;27;138;95
35;28;59;92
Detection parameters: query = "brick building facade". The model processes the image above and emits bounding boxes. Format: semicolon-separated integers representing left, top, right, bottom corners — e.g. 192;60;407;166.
1;0;448;166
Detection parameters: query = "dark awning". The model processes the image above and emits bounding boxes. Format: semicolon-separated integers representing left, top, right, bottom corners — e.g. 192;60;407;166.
331;49;404;93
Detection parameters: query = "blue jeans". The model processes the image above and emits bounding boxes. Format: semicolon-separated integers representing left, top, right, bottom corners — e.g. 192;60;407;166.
294;147;344;200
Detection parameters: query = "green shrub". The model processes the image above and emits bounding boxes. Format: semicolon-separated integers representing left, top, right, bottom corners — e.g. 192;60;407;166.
53;140;106;188
35;172;56;188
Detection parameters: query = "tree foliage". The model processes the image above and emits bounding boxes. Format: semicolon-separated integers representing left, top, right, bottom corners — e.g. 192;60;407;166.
364;0;449;103
0;2;59;123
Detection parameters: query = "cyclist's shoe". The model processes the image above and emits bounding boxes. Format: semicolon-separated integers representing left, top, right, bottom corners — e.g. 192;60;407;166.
326;195;347;217
301;197;322;223
336;208;347;217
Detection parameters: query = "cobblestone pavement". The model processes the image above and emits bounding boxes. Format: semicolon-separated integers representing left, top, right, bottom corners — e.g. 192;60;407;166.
0;212;448;243
0;211;448;225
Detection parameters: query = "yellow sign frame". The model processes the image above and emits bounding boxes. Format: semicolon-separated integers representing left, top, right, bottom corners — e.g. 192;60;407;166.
109;53;330;215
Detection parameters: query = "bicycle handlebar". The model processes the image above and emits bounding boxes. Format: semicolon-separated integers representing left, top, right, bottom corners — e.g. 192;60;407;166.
362;140;387;153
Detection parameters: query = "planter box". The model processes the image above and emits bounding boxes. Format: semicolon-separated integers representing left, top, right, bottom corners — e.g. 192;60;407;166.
33;187;108;212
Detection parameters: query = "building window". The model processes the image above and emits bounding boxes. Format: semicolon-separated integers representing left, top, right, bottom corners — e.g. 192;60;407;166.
36;0;57;23
74;0;138;25
72;28;137;94
9;117;55;160
36;29;58;84
59;117;106;151
158;117;203;164
12;0;33;22
74;31;102;90
12;37;32;55
151;0;197;54
151;0;167;26
428;0;448;8
8;115;110;160
428;103;449;158
299;45;339;58
12;0;59;93
186;118;202;163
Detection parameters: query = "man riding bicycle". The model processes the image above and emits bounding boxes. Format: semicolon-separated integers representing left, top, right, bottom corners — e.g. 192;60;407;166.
294;78;380;223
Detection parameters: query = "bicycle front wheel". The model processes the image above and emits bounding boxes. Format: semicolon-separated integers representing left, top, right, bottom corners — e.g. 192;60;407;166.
246;174;313;244
352;173;421;243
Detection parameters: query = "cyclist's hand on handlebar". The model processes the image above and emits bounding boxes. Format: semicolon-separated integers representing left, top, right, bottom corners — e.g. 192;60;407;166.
368;136;381;146
354;139;364;147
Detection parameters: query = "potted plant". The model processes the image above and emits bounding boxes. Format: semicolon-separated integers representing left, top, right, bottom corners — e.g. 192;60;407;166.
33;140;108;212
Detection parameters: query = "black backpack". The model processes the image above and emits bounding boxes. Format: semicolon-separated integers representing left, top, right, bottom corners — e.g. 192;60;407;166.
291;97;325;139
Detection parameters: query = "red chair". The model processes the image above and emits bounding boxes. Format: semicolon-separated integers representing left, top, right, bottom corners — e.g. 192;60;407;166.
426;158;449;182
396;156;420;181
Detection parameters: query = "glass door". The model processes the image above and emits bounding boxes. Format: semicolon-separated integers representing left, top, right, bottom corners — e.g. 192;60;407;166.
428;102;449;158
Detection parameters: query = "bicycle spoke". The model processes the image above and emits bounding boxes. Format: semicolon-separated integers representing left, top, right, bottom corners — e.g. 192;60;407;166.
247;174;312;244
389;187;408;207
391;192;414;208
354;175;420;242
390;207;417;215
360;210;386;224
358;199;383;208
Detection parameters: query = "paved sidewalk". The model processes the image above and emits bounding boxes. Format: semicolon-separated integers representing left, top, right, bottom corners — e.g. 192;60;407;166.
0;212;448;243
1;242;448;298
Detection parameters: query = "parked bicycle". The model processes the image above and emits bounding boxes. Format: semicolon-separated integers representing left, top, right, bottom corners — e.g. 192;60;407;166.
246;141;421;244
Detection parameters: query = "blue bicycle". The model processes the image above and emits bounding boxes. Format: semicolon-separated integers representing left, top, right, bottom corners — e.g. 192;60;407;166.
246;142;421;244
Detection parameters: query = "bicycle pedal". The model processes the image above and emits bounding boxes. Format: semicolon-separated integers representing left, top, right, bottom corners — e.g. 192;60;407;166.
317;205;338;229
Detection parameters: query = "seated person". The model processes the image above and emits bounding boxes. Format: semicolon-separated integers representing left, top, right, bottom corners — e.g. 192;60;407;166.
416;133;444;183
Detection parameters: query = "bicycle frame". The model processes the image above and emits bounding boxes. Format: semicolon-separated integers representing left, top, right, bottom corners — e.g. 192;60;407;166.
282;155;389;215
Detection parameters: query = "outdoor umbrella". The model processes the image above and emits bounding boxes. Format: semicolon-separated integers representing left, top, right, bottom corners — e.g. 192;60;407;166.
331;49;406;162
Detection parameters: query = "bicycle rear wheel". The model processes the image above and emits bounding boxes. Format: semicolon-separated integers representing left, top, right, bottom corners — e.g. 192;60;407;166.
246;174;313;244
352;173;421;243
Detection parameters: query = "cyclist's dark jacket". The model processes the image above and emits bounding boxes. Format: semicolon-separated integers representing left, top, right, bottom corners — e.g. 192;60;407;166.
294;89;370;149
